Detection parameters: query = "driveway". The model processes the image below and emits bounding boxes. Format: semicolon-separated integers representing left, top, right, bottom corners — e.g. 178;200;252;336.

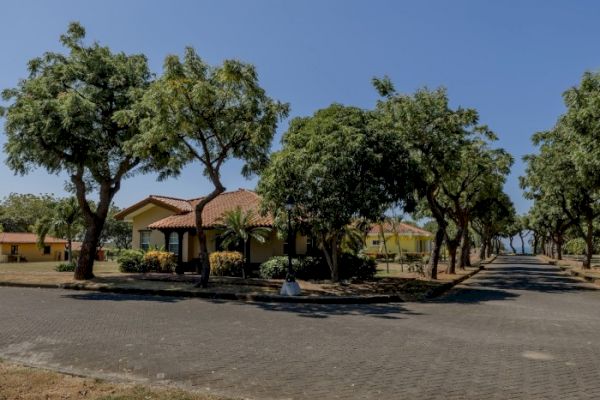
1;256;600;399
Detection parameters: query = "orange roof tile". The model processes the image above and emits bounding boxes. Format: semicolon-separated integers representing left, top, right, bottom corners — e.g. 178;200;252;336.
139;189;273;230
368;222;432;237
0;232;67;244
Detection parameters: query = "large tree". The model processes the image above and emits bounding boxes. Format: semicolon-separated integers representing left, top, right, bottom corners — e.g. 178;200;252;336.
373;79;494;279
1;23;153;279
128;48;288;287
258;104;415;281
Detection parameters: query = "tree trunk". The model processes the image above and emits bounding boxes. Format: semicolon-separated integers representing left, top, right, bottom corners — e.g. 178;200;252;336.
583;217;594;270
242;239;248;279
73;177;112;281
556;234;563;260
486;238;492;258
519;232;525;254
67;238;72;263
459;231;471;268
532;234;539;255
427;226;445;280
509;237;516;254
379;224;390;274
196;185;225;288
320;233;340;282
445;228;462;275
479;239;486;260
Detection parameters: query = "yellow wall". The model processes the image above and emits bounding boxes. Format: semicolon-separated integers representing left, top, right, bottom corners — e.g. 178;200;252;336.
0;243;65;262
131;206;177;251
129;204;310;264
364;233;431;255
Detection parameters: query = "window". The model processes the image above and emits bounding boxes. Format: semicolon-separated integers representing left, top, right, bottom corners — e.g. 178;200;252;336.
43;246;51;255
10;245;18;255
372;240;381;246
140;231;151;251
168;232;179;255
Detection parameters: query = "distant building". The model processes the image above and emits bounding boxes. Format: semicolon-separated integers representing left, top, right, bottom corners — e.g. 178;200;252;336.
0;232;66;263
364;222;432;257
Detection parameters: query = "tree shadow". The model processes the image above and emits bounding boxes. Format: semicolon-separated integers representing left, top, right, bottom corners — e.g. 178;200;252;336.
206;298;420;319
61;291;184;303
430;287;520;304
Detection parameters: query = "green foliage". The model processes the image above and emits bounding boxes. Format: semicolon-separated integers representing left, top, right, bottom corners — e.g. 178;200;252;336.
217;206;272;254
0;193;57;232
564;238;587;255
143;250;177;273
118;250;146;273
259;254;376;281
34;196;82;262
54;263;76;272
100;206;132;250
259;104;415;281
1;22;155;279
209;251;244;277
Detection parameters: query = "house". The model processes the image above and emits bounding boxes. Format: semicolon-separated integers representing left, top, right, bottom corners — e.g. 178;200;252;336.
364;222;432;258
115;189;310;268
0;232;67;263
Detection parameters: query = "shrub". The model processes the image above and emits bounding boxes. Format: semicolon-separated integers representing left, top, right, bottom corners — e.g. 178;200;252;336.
259;254;376;281
210;251;244;277
118;249;145;273
339;252;377;280
143;250;177;273
55;263;75;272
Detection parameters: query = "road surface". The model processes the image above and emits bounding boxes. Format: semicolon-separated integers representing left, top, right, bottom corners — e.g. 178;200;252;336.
1;256;599;399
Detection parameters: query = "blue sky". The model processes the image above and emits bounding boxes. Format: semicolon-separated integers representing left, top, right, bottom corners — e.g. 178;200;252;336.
1;0;599;214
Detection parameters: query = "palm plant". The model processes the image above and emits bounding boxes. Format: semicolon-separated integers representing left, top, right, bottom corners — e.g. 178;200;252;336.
35;197;82;264
218;206;272;279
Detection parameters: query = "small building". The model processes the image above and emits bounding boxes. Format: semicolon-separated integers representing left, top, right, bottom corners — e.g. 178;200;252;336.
0;232;67;263
364;222;432;258
115;189;309;268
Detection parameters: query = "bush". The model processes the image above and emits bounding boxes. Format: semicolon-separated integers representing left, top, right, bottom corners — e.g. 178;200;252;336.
143;250;177;273
339;252;377;280
258;256;328;280
55;263;76;272
118;249;145;273
259;254;376;281
210;251;244;276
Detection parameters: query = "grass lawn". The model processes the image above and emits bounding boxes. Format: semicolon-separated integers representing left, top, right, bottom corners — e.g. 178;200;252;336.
0;359;225;400
0;260;120;274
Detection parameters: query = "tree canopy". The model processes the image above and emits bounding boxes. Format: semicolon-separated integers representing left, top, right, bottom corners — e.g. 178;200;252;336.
1;22;153;279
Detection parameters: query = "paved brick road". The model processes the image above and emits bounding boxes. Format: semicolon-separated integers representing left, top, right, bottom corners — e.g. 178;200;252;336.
1;256;600;399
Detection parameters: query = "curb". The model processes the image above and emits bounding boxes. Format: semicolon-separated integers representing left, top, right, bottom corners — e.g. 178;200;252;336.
0;258;493;304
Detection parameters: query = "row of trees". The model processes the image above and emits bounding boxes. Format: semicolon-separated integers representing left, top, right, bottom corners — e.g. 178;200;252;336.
259;79;516;280
0;193;132;262
521;71;600;268
1;23;516;282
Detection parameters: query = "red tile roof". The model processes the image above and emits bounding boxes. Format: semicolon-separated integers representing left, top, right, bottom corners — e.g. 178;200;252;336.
368;222;432;237
0;232;67;244
119;189;273;230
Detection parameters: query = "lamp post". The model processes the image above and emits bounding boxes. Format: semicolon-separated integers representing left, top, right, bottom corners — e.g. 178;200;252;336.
280;195;301;296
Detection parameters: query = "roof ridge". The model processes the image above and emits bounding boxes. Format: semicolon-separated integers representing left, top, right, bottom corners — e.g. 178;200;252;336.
149;194;189;201
186;188;257;202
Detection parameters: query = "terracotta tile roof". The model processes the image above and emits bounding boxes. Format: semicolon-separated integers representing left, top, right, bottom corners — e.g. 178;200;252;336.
146;189;273;230
368;222;432;237
0;232;67;244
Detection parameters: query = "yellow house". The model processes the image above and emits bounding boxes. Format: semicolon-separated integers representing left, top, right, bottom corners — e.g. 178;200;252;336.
0;232;67;263
364;222;432;257
115;189;311;268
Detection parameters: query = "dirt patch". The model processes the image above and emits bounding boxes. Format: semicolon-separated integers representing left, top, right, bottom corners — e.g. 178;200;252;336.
0;360;225;400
